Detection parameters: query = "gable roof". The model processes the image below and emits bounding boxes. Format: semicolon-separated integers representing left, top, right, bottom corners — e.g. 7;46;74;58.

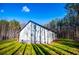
19;20;56;33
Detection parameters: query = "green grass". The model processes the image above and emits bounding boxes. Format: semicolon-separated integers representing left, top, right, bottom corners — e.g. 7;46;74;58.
32;44;45;55
24;44;36;55
51;42;79;55
43;44;71;55
37;44;58;55
0;39;16;44
0;41;18;54
0;39;79;55
0;41;16;50
4;42;22;55
14;43;26;55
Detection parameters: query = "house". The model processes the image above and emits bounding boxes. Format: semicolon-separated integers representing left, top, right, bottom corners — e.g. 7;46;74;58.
19;20;57;44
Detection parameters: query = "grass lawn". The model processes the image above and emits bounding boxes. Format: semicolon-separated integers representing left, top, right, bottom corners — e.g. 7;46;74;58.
0;39;79;55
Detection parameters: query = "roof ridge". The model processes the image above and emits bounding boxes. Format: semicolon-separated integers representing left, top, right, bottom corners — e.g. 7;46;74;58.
19;20;56;33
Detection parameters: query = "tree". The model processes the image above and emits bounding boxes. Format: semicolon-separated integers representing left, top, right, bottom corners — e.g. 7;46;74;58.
9;20;21;39
0;19;21;40
65;3;79;40
0;20;9;40
45;3;79;41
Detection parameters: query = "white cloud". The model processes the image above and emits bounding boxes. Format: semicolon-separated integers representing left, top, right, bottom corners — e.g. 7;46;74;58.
22;6;30;12
0;9;4;13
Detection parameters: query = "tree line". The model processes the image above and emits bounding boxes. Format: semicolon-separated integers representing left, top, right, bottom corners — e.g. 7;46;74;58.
0;20;21;40
0;3;79;41
45;3;79;41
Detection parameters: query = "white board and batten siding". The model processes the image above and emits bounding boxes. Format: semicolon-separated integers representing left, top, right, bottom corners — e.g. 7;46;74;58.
19;22;32;43
19;21;57;44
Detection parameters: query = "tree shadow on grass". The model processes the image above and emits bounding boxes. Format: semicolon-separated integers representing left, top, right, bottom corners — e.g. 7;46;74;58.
32;44;41;55
12;45;22;55
22;44;27;55
0;42;16;50
36;44;51;55
58;41;79;48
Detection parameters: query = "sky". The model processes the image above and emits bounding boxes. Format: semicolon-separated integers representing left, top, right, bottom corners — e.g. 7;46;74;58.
0;3;66;24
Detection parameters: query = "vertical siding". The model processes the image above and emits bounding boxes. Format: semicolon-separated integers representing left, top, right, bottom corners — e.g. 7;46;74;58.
19;22;31;43
19;22;56;44
31;23;36;43
47;31;51;44
36;25;40;44
41;28;45;44
45;29;48;44
27;22;31;43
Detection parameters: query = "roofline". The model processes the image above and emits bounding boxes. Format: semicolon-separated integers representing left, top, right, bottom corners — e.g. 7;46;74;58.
18;20;57;33
18;20;31;33
30;20;56;33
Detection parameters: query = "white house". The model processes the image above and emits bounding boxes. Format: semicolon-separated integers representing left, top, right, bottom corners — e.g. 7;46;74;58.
19;20;57;44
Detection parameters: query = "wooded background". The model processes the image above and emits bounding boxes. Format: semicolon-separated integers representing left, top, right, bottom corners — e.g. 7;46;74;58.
45;3;79;41
0;20;21;40
0;3;79;41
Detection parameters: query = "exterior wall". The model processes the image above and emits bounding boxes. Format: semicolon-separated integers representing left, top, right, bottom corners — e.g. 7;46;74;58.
19;22;56;44
41;28;45;44
47;31;53;44
45;29;48;44
27;22;31;43
19;22;31;43
31;23;35;43
36;25;40;44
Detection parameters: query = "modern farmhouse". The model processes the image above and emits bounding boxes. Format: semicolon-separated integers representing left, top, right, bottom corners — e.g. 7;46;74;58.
19;20;57;44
